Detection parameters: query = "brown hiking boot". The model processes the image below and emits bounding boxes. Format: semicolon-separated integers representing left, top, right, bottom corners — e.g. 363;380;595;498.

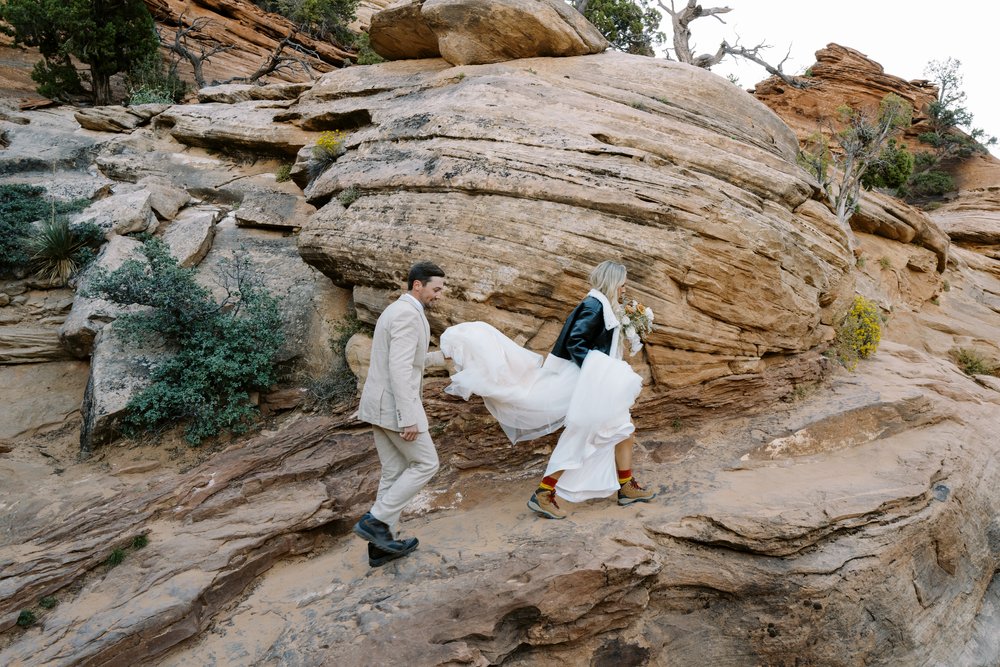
618;478;656;506
527;487;567;519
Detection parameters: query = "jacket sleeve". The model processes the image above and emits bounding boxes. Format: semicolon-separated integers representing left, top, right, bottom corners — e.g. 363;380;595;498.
387;308;422;429
564;303;606;367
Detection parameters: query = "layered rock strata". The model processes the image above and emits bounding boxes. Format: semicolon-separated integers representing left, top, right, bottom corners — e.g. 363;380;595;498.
291;52;857;396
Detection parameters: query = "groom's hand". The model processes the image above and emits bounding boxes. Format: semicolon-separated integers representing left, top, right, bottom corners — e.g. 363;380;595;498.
401;424;419;441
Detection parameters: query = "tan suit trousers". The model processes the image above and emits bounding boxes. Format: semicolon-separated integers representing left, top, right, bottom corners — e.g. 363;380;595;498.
369;425;440;531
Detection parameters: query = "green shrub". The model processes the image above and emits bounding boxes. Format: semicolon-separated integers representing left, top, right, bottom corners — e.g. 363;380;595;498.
861;139;914;190
955;348;996;376
86;238;285;444
907;170;955;197
583;0;663;56
0;184;90;277
275;163;293;182
878;257;892;270
132;534;149;549
353;32;385;65
126;52;187;105
337;186;360;207
16;610;36;628
833;296;882;370
39;596;58;609
107;548;126;567
252;0;358;43
27;218;104;285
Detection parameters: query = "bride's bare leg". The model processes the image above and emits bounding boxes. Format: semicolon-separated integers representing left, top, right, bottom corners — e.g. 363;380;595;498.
614;436;634;473
615;435;656;504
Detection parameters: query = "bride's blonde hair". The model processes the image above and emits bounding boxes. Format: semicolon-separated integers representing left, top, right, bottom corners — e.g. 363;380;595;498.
589;260;627;309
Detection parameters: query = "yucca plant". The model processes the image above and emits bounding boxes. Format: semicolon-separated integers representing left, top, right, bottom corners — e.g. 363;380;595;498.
27;216;104;286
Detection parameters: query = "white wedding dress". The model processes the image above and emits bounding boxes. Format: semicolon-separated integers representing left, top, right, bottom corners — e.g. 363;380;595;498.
440;319;643;502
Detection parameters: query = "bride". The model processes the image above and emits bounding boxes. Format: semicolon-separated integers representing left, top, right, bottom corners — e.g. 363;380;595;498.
440;260;657;519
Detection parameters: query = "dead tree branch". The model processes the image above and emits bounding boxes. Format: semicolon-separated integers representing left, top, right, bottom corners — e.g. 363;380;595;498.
723;41;811;89
163;14;235;89
656;1;811;88
217;31;320;85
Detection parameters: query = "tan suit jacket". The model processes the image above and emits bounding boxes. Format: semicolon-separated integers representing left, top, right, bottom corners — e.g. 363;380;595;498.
358;295;445;432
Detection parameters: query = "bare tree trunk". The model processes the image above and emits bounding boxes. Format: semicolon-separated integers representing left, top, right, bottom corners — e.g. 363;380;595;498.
163;15;234;90
658;0;731;67
573;0;590;13
91;70;113;106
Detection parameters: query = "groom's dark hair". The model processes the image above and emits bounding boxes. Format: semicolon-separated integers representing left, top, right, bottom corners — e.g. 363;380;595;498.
407;260;445;289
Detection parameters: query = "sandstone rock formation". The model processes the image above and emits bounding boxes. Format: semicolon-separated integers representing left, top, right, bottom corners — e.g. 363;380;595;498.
292;52;855;400
752;43;982;274
3;17;1000;667
142;0;354;85
2;330;998;665
73;105;169;133
753;44;938;148
160;205;222;267
369;0;608;65
59;235;146;358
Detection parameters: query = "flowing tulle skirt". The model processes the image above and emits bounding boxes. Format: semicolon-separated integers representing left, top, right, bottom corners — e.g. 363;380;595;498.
440;322;643;502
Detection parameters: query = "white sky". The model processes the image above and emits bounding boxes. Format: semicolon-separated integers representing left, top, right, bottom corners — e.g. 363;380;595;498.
655;0;1000;157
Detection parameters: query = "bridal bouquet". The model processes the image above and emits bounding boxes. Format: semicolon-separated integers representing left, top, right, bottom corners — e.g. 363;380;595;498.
621;297;654;356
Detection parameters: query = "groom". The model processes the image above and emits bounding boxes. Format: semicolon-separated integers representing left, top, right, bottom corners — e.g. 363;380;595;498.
353;260;448;567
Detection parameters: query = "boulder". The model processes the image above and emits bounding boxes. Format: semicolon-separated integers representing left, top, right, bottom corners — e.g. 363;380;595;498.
368;0;608;65
368;0;442;60
58;235;145;358
74;106;153;133
197;82;312;104
195;216;352;379
344;332;372;388
71;189;159;237
134;176;192;220
159;206;222;267
79;326;164;454
296;52;855;404
853;189;949;272
233;189;315;230
154;102;313;157
929;188;1000;249
422;0;607;65
0;169;113;203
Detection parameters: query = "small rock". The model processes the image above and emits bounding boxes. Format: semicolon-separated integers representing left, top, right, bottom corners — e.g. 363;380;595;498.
116;461;161;475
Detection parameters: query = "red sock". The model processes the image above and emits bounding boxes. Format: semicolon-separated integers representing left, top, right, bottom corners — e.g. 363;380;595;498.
617;469;633;485
539;475;559;491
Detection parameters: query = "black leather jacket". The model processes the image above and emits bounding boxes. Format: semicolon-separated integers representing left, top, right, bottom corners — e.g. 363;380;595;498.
550;296;614;367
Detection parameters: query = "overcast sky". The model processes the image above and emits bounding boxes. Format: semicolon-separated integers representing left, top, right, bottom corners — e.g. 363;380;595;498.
656;0;1000;157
